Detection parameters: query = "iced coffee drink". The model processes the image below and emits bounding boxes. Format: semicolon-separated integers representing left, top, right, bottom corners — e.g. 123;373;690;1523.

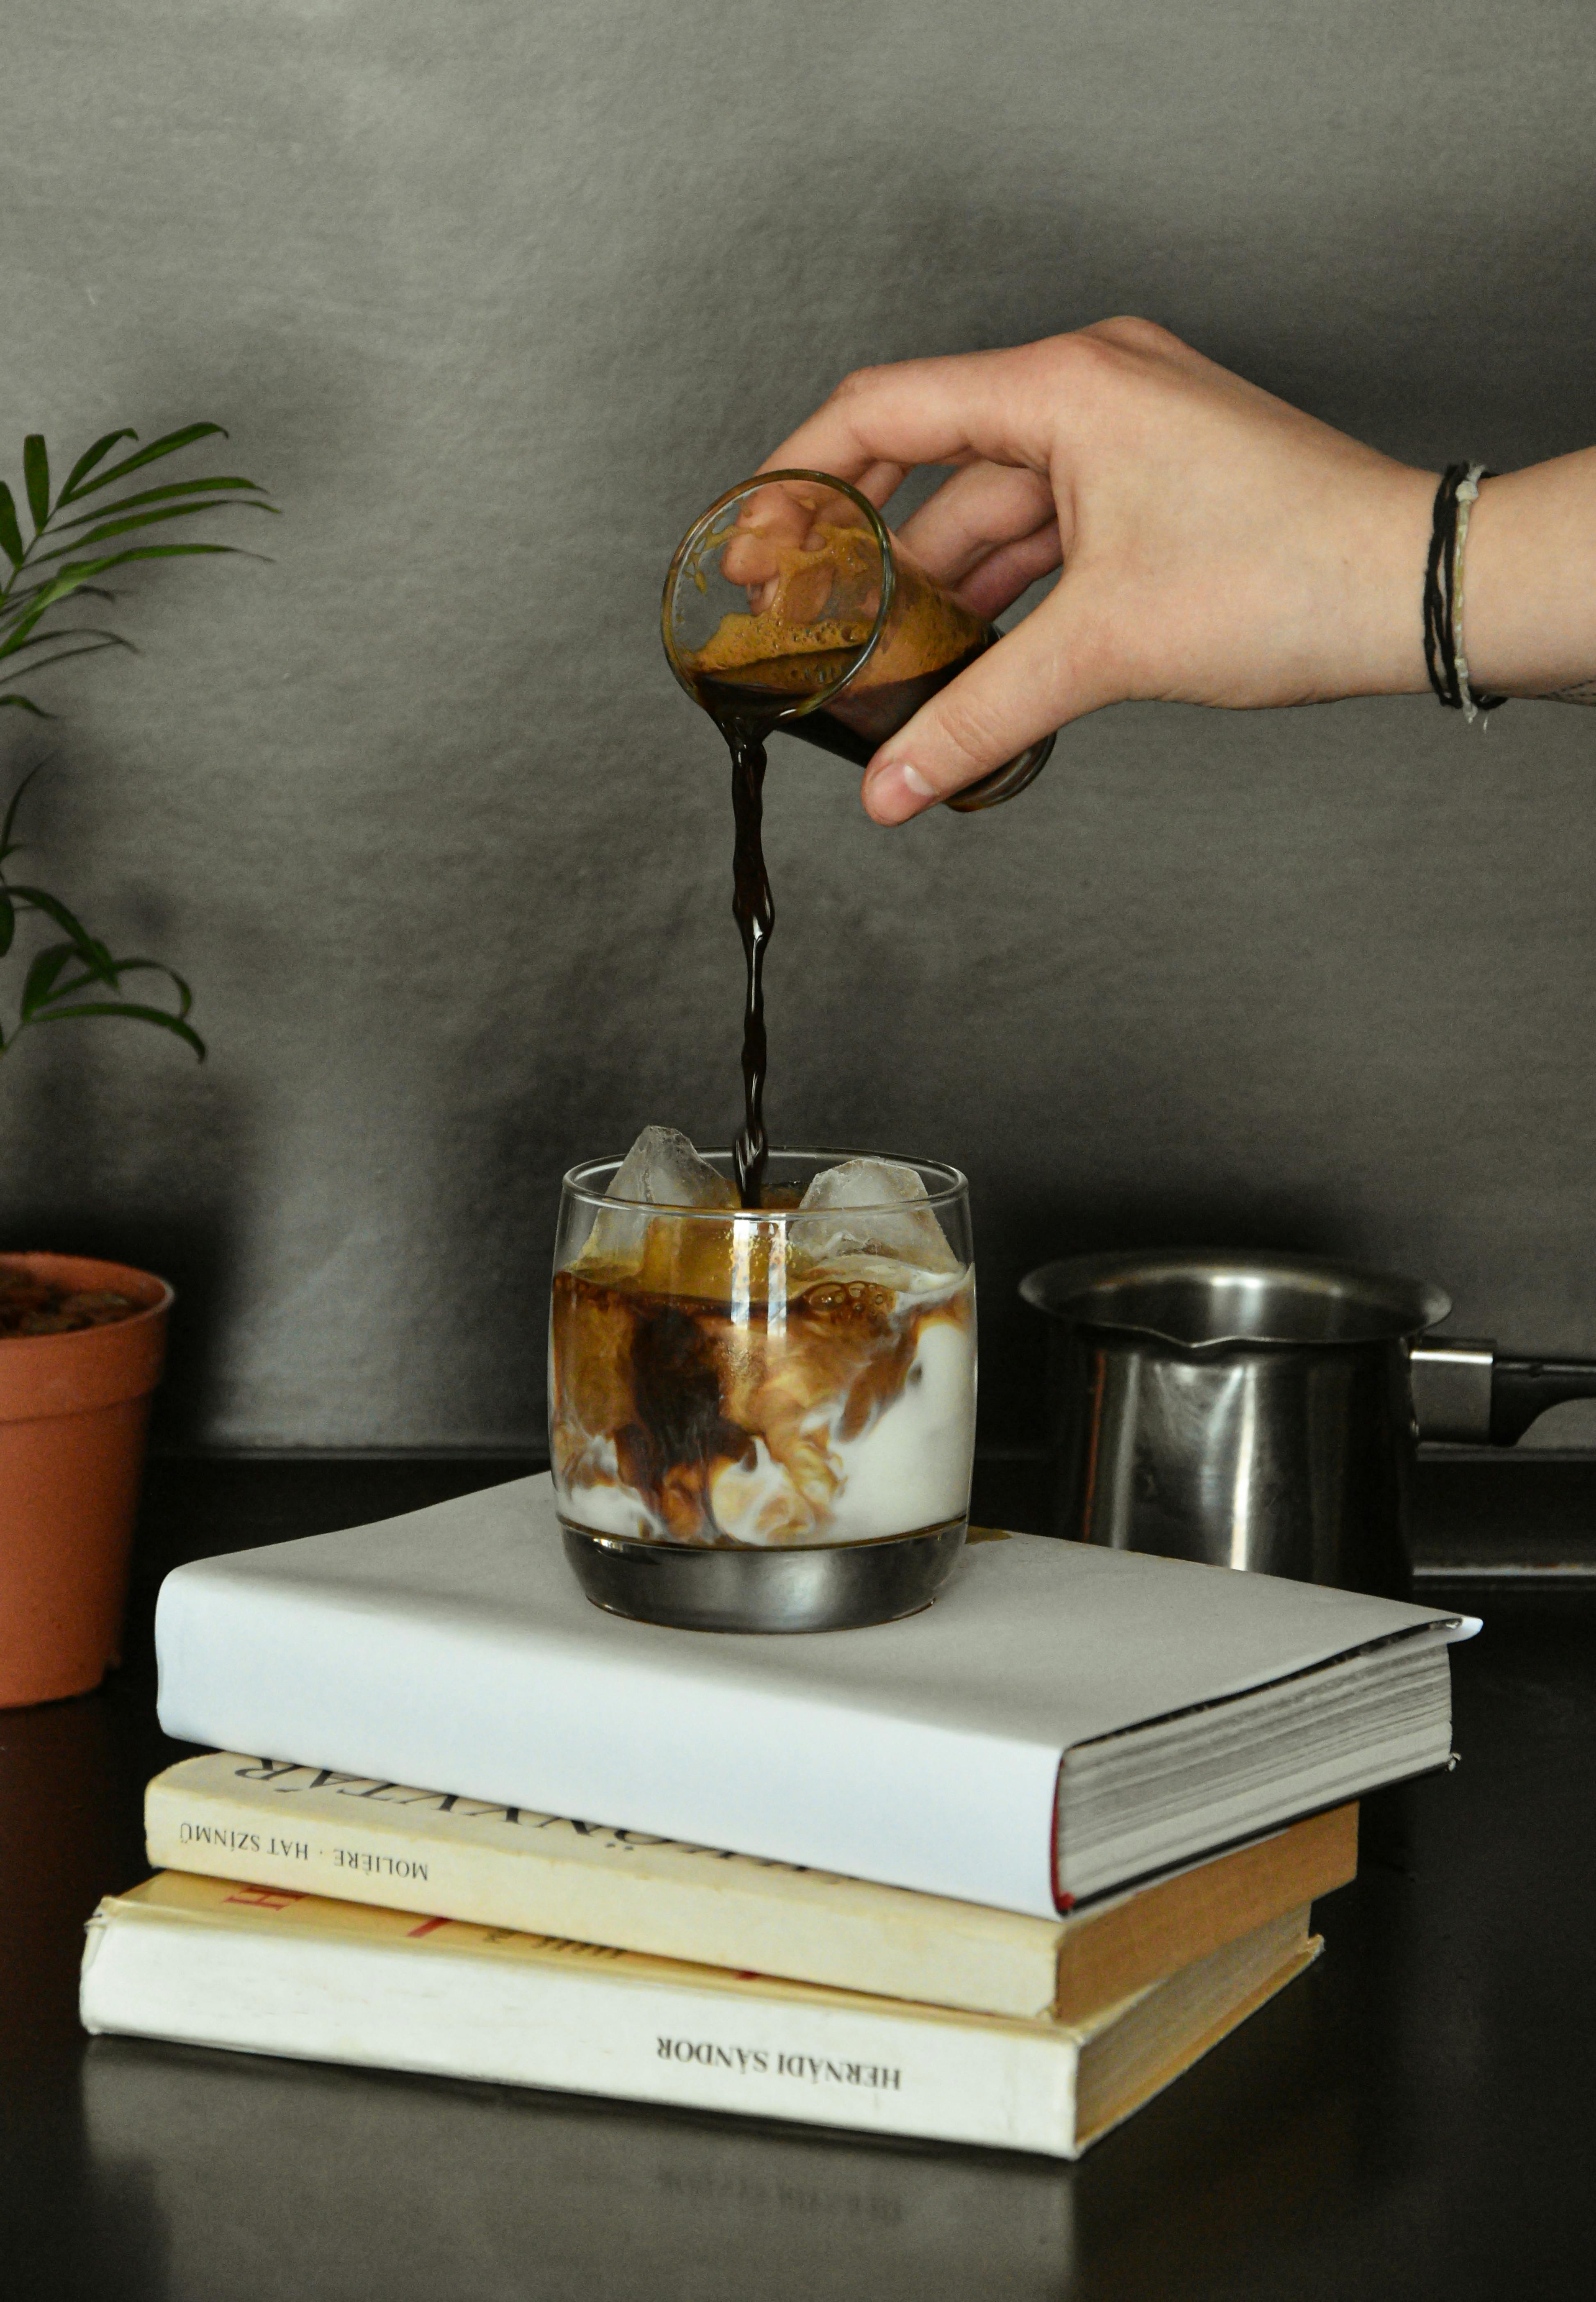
550;1131;976;1547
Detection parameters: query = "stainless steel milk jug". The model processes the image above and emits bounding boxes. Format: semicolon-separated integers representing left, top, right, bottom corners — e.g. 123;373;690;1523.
1021;1249;1596;1595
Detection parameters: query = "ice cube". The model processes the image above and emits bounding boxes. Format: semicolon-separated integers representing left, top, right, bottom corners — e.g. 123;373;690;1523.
574;1126;736;1271
792;1156;960;1276
608;1126;737;1211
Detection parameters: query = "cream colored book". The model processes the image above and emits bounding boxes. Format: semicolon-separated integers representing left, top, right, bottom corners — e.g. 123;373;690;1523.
80;1872;1321;2161
146;1752;1357;2022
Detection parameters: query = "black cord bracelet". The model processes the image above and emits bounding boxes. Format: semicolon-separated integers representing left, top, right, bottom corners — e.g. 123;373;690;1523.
1423;464;1509;716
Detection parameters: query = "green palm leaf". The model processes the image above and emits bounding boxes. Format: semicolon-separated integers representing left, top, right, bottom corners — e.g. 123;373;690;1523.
0;581;119;623
28;1001;205;1059
23;436;50;533
0;485;23;569
32;955;195;1014
12;638;130;675
57;422;228;505
21;943;78;1019
124;957;195;1016
0;761;47;856
0;546;253;658
31;498;278;563
48;542;252;578
0;587;81;657
6;882;105;960
49;476;267;531
59;430;137;500
0;415;269;1076
0;625;130;660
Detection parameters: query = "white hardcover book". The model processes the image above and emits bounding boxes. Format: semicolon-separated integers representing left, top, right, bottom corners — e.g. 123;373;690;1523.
80;1873;1321;2160
155;1472;1476;1917
145;1752;1359;2021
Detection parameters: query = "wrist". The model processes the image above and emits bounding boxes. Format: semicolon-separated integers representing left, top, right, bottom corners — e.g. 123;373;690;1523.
1459;451;1596;697
1383;463;1443;696
1331;461;1437;699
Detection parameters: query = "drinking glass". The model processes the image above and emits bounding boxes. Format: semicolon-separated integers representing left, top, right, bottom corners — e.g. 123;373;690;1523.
549;1147;977;1631
662;471;1053;810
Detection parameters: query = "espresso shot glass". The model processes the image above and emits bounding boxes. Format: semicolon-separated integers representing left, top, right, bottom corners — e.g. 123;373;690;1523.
663;471;1054;811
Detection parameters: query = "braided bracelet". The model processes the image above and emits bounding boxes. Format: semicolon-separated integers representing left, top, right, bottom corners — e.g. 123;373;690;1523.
1423;463;1508;720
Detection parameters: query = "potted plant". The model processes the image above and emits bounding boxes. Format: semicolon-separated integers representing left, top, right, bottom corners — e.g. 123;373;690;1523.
0;421;273;1705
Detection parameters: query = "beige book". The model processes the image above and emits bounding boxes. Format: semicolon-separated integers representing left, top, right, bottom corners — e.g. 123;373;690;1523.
80;1871;1321;2161
146;1751;1355;2022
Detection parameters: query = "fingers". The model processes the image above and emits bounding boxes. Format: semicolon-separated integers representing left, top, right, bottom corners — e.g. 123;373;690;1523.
861;588;1102;825
740;315;1439;798
897;461;1057;586
856;459;907;506
952;524;1062;622
895;458;1063;614
719;474;888;611
759;345;1051;488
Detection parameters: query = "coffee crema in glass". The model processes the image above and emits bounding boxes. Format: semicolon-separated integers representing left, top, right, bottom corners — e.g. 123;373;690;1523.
550;1138;975;1548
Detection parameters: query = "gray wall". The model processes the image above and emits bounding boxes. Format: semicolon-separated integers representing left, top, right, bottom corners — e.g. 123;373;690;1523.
4;0;1595;1450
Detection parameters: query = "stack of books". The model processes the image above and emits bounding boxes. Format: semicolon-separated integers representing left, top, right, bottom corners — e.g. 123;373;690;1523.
82;1477;1477;2159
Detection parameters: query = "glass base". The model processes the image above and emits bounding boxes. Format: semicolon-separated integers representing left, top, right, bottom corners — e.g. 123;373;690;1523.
559;1517;968;1634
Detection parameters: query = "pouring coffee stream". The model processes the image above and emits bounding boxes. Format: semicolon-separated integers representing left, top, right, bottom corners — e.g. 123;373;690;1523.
665;471;1056;1206
727;726;773;1208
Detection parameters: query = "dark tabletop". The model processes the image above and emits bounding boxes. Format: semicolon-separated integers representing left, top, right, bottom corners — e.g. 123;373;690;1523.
3;1456;1594;2302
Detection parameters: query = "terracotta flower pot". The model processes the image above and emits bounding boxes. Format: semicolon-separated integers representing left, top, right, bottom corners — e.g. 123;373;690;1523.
0;1252;172;1709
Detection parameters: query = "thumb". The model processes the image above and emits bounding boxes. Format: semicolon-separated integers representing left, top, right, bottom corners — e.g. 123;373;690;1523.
862;588;1101;824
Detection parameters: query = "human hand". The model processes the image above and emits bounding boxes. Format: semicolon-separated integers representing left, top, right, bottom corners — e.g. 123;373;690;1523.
758;321;1437;822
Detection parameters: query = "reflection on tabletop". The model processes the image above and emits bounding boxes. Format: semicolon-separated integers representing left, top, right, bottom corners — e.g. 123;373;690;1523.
80;2041;1076;2302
